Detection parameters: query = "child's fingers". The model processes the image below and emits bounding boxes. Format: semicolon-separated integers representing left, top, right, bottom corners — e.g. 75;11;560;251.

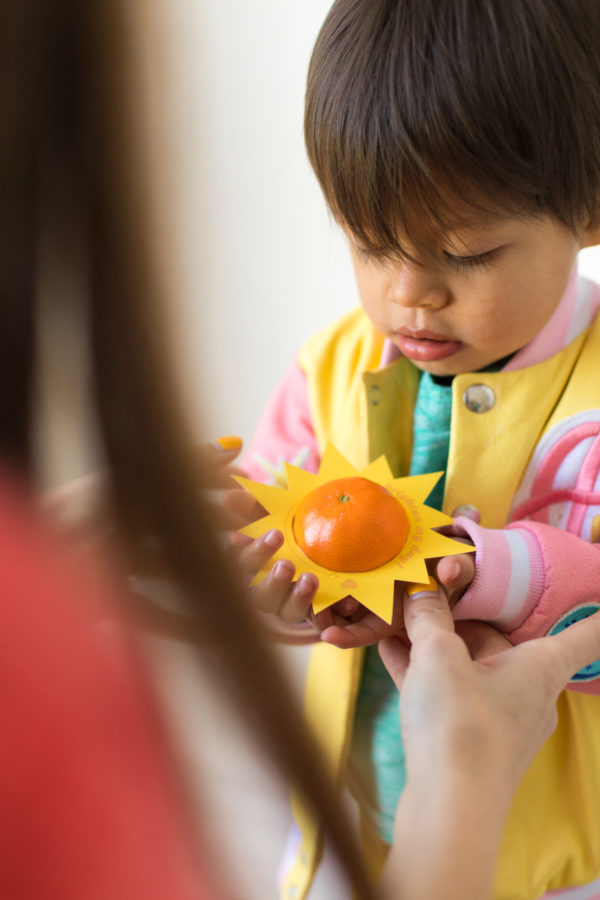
321;601;406;649
311;607;335;630
252;560;296;614
330;596;361;618
379;636;411;689
321;623;373;648
435;552;475;605
321;621;387;648
251;563;316;624
237;529;284;575
278;572;319;623
403;588;455;646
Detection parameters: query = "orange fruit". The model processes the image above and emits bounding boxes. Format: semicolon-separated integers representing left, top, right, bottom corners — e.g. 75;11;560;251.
292;476;409;572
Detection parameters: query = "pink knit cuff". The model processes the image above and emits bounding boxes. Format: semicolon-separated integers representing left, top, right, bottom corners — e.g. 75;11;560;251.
451;517;545;633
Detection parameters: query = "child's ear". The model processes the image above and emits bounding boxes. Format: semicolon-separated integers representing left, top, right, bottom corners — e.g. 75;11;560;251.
581;204;600;248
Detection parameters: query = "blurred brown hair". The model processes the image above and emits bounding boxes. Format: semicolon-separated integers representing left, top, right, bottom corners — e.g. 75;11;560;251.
0;0;372;896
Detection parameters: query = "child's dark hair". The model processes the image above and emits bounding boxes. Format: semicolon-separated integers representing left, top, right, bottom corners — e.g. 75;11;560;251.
305;0;600;257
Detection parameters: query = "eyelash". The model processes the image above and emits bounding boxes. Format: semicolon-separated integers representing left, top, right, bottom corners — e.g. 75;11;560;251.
445;250;498;272
354;246;500;272
355;247;390;266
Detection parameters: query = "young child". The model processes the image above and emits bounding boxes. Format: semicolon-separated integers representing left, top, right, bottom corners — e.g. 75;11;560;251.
242;1;600;897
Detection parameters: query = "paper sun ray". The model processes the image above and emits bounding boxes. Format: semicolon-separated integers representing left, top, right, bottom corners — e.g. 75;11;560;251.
236;444;473;623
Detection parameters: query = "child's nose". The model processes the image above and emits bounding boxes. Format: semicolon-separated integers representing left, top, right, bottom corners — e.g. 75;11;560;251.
389;264;448;309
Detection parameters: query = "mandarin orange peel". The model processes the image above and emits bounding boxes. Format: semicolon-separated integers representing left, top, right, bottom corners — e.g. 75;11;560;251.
235;443;473;623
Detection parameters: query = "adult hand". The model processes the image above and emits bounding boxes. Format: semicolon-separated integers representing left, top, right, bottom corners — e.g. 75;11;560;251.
377;587;600;900
41;438;248;568
381;586;600;800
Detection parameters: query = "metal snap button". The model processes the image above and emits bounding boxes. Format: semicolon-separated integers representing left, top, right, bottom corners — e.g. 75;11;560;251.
462;383;495;413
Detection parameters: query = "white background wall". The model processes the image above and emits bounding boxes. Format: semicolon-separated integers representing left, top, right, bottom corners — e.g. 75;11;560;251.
164;1;600;447
165;0;357;445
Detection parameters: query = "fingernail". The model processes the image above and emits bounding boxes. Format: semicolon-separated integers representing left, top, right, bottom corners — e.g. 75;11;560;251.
406;590;439;601
446;559;461;582
274;560;294;581
407;575;438;595
215;435;243;451
264;529;283;549
297;573;317;595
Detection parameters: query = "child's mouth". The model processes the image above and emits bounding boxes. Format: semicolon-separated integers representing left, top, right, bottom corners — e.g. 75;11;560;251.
395;329;463;362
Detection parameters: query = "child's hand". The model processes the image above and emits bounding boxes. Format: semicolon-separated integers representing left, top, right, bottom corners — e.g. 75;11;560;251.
318;585;406;648
432;541;475;605
237;531;320;634
319;545;475;649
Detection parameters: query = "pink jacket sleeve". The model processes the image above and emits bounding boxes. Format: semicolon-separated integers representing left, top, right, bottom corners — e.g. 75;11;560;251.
451;516;600;693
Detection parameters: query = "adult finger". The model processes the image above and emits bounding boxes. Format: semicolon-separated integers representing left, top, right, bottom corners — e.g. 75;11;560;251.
403;586;455;646
201;436;243;461
545;609;600;684
223;487;265;523
206;465;248;490
195;438;244;487
379;636;411;689
455;620;513;661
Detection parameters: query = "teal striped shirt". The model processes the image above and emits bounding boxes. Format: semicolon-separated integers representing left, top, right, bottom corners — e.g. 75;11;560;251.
350;371;452;842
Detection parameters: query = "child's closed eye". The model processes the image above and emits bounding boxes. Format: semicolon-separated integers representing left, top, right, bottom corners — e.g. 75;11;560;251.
444;249;499;272
354;245;395;268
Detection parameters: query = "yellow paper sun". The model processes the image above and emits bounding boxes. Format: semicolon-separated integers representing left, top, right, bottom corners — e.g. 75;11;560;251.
236;444;473;624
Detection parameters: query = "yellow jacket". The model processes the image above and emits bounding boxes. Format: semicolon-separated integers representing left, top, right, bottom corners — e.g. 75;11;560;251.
274;303;600;900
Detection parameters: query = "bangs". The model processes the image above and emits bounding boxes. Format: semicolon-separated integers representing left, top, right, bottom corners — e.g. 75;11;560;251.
305;0;600;256
314;158;523;263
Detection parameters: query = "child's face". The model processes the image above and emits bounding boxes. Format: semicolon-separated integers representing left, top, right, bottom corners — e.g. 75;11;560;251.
348;213;596;376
